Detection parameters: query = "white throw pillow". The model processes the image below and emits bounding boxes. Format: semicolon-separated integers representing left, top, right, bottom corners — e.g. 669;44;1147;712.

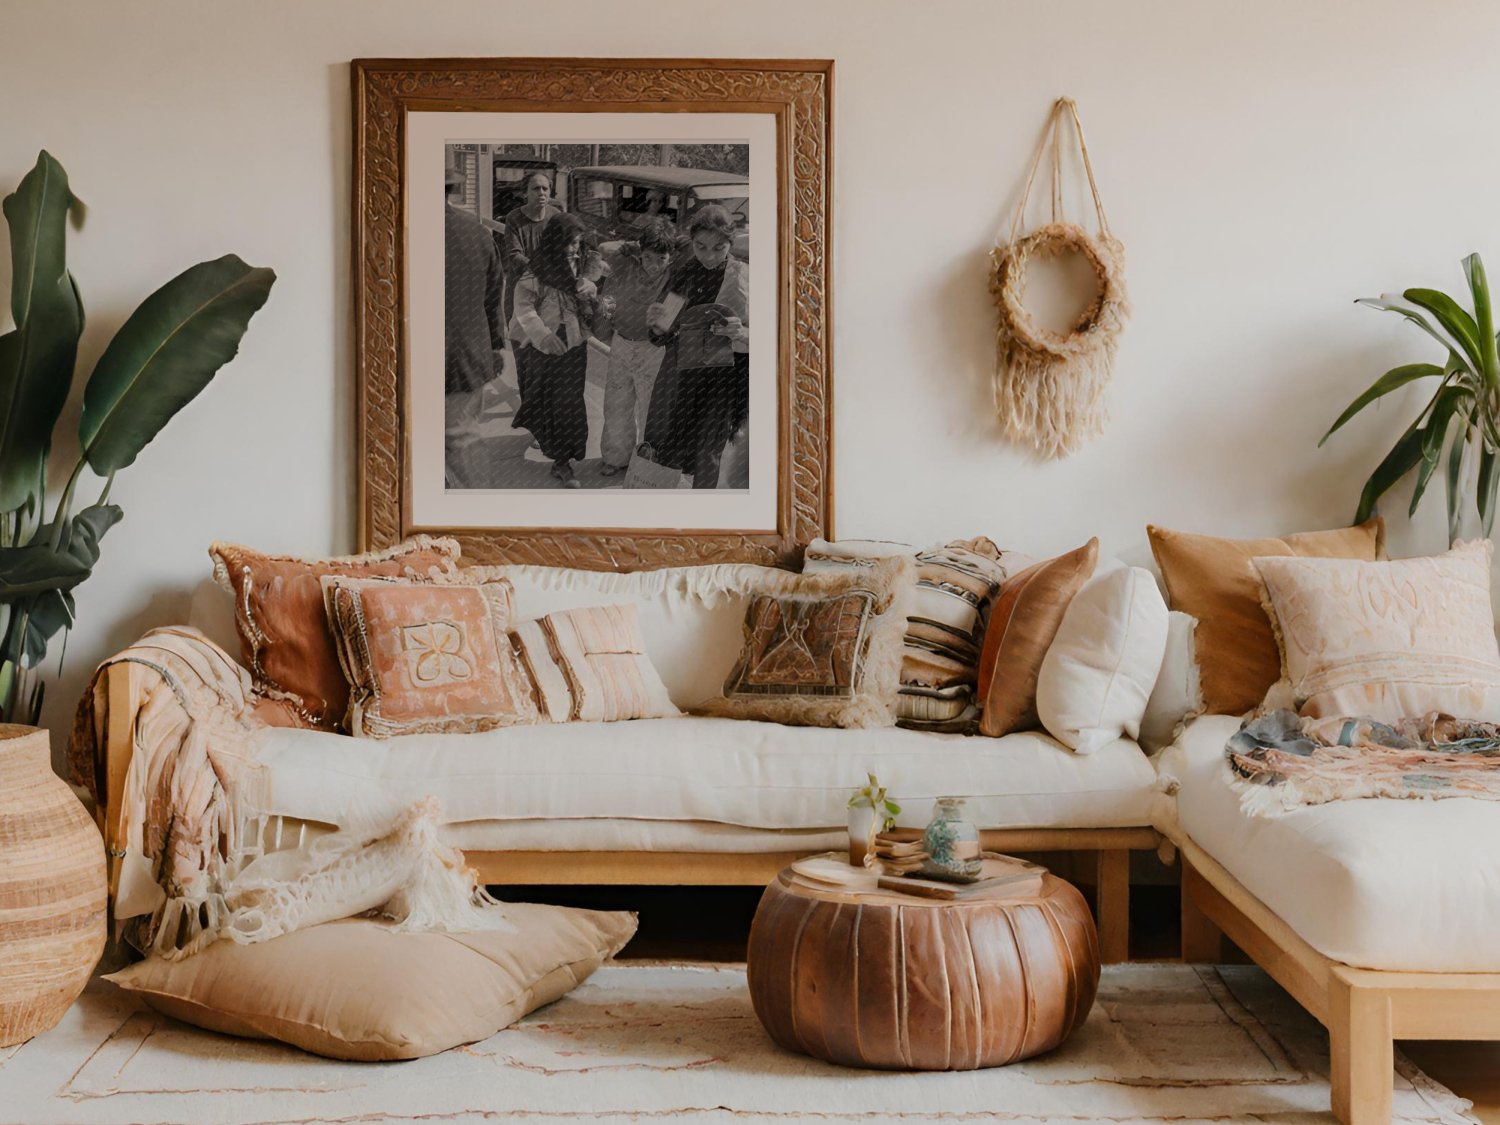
1138;611;1202;752
1036;564;1169;754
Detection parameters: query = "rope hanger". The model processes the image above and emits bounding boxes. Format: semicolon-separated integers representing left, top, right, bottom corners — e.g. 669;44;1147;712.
989;97;1129;461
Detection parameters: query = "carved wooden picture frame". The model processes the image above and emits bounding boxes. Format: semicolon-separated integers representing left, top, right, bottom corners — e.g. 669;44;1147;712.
352;58;833;569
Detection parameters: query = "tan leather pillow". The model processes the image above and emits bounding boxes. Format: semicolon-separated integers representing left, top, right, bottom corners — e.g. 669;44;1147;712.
210;537;461;730
104;904;637;1061
323;575;540;737
1147;518;1385;716
977;539;1099;737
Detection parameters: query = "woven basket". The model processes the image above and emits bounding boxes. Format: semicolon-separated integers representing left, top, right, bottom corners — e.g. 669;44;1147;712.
0;724;106;1046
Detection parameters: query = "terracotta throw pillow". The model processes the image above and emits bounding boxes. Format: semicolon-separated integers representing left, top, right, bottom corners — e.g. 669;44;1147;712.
977;539;1099;738
322;575;540;738
104;904;637;1061
1147;518;1385;716
1254;540;1500;722
210;537;461;730
510;603;679;723
700;555;915;729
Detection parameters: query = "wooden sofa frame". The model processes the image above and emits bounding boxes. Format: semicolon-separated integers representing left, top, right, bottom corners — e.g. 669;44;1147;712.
99;661;1156;963
1179;835;1500;1125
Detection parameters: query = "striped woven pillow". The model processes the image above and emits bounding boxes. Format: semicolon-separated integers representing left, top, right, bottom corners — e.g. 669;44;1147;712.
804;538;1026;731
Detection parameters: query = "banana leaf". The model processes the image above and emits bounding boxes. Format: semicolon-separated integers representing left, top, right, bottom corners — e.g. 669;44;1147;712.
1320;362;1443;445
0;152;83;513
79;255;274;474
0;542;90;598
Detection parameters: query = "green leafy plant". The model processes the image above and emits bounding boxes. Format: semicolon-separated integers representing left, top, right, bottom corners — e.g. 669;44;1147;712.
1323;253;1500;543
0;151;274;724
847;772;901;832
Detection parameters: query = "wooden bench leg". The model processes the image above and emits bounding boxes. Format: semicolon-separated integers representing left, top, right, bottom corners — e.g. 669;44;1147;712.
1329;968;1393;1125
1094;848;1129;964
1179;858;1224;963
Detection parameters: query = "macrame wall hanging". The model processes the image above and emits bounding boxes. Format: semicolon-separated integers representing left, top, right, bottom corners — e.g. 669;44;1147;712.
990;97;1129;460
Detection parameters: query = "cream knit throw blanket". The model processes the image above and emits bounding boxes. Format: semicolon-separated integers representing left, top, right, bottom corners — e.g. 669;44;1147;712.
70;627;509;960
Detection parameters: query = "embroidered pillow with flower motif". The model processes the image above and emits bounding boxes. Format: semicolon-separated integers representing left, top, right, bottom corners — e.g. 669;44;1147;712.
322;575;539;738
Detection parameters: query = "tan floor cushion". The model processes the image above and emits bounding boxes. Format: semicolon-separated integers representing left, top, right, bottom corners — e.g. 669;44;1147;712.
105;902;636;1060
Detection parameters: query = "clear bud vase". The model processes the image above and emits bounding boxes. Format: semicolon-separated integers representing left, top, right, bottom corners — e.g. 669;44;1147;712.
921;796;983;882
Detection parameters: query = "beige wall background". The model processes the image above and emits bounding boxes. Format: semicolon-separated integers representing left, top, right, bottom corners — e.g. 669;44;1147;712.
2;0;1496;744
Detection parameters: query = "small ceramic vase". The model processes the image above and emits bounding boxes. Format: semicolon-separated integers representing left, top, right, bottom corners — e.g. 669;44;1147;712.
921;797;983;882
847;804;878;867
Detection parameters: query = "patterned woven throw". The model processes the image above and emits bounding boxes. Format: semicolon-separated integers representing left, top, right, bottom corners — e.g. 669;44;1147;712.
1226;708;1500;816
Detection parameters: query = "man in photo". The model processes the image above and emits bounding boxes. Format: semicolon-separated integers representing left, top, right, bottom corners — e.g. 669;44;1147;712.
444;165;506;436
598;217;676;475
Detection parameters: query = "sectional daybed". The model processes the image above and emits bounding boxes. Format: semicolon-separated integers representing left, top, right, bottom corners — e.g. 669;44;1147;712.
87;554;1163;966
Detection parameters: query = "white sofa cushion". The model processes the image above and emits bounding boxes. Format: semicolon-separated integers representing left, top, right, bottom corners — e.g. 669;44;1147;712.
1158;714;1500;972
1035;564;1168;754
248;717;1158;834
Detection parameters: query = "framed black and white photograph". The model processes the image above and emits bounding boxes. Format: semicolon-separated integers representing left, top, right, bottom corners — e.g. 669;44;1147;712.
353;58;833;569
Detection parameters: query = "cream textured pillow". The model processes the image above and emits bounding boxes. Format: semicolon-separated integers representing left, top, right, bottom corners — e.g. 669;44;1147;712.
699;555;916;729
1138;611;1203;752
510;603;679;723
105;904;637;1061
1035;564;1169;754
1254;540;1500;722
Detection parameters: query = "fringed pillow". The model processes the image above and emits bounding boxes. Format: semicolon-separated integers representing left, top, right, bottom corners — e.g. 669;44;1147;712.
210;537;461;730
699;555;915;729
803;538;1025;731
322;574;540;738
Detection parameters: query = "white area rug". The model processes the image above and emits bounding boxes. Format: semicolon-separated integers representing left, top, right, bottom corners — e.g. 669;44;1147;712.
0;962;1475;1124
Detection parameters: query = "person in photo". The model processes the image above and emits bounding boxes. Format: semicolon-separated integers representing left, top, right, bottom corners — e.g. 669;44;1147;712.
443;165;505;436
502;170;562;405
643;204;750;489
508;213;600;489
597;217;676;475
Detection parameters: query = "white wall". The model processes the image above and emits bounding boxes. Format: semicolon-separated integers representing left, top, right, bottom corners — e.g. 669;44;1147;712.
2;0;1497;746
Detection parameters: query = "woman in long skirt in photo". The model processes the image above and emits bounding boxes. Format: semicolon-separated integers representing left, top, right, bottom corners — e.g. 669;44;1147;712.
643;204;749;489
508;213;600;488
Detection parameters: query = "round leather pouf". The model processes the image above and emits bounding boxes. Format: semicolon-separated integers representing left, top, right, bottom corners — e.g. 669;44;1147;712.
747;867;1099;1070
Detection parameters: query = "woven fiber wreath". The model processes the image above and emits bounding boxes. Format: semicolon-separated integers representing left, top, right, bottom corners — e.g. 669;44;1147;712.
990;99;1129;460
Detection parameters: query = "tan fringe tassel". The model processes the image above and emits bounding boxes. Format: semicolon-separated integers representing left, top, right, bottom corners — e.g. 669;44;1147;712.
991;99;1130;460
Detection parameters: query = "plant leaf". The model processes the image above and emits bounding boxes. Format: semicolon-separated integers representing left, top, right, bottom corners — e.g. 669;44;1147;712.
1404;287;1484;373
1481;447;1500;536
1446;414;1470;544
1410;388;1469;517
0;542;91;598
1357;295;1473;367
1355;421;1426;524
1462;253;1499;389
79;255;274;474
0;151;84;513
1320;363;1443;445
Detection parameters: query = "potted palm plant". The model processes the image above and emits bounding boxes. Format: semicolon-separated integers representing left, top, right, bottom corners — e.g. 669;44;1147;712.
1323;253;1500;544
0;151;274;724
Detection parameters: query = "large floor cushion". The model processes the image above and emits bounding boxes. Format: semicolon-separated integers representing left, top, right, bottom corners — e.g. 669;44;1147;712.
1158;715;1500;972
248;717;1159;834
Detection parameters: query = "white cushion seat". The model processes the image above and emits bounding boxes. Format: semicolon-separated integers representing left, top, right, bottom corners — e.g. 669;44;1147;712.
1158;715;1500;972
247;716;1159;839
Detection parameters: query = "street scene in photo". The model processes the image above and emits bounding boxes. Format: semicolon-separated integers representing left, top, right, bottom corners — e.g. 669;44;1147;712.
443;141;752;492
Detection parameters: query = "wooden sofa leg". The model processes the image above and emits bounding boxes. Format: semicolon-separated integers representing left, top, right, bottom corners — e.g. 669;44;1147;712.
1094;849;1129;964
1328;968;1393;1125
1179;858;1224;963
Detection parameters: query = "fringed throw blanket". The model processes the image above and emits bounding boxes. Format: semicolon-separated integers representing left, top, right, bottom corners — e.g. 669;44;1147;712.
1226;708;1500;816
69;627;510;959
